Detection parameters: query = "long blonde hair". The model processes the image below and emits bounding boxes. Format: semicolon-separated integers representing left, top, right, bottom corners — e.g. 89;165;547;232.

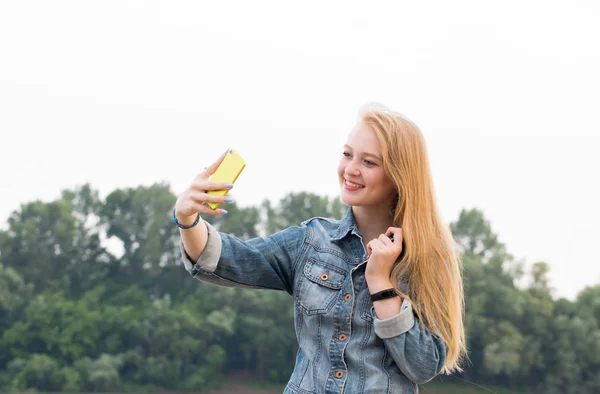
359;103;466;373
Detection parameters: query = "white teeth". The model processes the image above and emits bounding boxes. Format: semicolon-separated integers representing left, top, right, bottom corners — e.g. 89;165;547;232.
345;180;364;188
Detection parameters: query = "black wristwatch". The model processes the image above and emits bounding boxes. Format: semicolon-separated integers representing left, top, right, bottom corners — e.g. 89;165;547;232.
370;288;398;302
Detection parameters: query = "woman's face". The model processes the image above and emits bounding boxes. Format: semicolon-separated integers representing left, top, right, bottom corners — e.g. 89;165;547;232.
337;122;396;208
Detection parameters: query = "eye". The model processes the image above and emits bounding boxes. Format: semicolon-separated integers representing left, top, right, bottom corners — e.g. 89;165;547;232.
364;159;376;166
343;151;351;157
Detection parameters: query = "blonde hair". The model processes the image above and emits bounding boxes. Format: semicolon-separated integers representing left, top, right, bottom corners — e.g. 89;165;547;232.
359;103;466;374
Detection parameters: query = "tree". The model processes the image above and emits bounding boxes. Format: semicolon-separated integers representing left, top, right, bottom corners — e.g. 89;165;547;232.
1;185;599;393
0;184;111;296
263;191;346;234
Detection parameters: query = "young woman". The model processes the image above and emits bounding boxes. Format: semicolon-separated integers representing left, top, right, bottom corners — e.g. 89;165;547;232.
174;103;466;393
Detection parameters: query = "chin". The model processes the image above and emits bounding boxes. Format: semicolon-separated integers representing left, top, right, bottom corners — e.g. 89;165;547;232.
339;189;351;205
340;191;361;206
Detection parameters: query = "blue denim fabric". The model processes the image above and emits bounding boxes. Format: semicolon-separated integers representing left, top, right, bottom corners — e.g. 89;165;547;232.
180;208;447;393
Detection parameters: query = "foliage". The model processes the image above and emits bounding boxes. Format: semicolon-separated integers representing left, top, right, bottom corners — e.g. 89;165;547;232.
0;184;597;392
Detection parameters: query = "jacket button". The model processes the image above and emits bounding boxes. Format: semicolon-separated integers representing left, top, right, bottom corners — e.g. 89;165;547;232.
321;273;329;281
338;334;347;341
335;370;344;379
343;293;351;301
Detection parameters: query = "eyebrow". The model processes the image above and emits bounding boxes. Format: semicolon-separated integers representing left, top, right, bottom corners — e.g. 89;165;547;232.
344;144;383;161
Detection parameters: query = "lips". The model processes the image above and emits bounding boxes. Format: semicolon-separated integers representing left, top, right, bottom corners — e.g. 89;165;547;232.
345;179;364;188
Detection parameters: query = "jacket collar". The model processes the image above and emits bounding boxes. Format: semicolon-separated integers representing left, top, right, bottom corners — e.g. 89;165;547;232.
331;206;361;241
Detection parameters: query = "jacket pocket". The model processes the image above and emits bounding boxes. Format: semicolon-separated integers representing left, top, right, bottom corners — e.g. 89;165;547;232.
296;258;346;315
286;382;315;394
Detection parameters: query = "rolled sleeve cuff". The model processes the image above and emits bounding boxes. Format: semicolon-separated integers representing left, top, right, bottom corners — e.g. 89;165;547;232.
179;221;223;274
373;298;415;339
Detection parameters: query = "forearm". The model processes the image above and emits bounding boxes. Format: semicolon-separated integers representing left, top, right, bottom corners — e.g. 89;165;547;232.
378;316;447;384
177;213;209;263
367;277;402;320
364;282;447;384
179;222;307;294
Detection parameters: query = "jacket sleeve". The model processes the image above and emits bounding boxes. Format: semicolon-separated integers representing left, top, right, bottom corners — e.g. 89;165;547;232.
180;221;307;295
372;299;448;384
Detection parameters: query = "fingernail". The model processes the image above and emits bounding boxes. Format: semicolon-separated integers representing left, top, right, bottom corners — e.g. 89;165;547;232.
220;209;228;215
226;183;234;189
224;197;233;203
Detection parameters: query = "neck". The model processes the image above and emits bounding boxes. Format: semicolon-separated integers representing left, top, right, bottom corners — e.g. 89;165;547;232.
351;205;394;243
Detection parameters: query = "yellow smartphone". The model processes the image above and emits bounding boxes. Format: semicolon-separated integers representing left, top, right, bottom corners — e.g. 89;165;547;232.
207;149;246;210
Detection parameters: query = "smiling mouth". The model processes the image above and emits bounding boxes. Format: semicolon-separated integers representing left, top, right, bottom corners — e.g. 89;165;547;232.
345;180;365;188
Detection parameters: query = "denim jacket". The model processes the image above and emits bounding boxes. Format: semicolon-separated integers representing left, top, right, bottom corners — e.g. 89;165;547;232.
180;208;447;393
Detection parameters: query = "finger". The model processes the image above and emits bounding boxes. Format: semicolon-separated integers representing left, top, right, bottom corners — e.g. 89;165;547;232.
182;200;227;215
378;234;393;248
178;201;210;216
190;181;234;192
368;239;384;253
196;204;229;216
385;227;403;243
367;240;380;254
188;190;233;204
203;150;230;178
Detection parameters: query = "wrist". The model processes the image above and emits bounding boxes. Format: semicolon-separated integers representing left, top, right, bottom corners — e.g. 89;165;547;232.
370;288;400;303
173;209;200;229
366;276;394;294
176;214;197;226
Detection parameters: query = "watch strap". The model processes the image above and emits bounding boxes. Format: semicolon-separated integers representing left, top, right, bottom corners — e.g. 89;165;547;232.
370;288;398;302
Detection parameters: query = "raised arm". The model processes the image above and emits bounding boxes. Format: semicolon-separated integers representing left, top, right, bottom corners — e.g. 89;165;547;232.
174;150;235;262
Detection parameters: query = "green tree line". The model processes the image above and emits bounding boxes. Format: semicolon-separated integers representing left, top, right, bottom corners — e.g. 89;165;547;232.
0;183;598;393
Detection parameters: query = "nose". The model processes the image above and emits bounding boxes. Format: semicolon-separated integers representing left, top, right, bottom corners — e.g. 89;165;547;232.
344;161;360;177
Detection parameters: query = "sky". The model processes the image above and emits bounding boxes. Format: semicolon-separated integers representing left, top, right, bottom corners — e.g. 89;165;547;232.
1;0;599;300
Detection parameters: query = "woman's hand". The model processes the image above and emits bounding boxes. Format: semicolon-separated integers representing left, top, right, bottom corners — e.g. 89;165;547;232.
174;151;235;221
365;227;403;289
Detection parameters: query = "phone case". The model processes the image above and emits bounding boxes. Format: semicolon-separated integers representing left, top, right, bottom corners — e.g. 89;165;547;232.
207;149;246;210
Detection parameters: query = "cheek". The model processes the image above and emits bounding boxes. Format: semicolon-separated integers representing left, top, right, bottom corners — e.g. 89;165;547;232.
337;160;345;178
371;171;393;192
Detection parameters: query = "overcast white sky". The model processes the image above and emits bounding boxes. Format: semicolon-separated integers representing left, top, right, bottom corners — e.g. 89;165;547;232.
1;1;599;300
